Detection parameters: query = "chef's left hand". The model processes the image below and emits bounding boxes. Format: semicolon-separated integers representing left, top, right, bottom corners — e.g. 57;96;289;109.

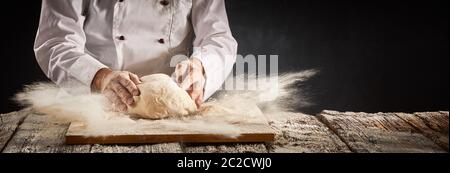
173;58;205;108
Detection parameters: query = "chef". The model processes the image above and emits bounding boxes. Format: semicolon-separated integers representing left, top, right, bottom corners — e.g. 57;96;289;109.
34;0;238;111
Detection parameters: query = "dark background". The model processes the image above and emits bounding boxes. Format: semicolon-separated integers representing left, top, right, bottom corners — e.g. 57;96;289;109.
1;0;448;114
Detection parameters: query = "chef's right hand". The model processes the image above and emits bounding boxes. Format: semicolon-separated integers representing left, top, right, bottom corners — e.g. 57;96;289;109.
91;68;142;112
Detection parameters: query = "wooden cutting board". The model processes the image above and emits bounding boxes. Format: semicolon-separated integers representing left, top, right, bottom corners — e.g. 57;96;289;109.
65;121;275;144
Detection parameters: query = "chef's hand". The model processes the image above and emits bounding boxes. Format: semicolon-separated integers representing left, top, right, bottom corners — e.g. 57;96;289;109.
173;58;206;108
92;68;141;112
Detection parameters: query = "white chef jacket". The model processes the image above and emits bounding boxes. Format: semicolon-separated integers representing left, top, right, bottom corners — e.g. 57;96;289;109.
34;0;238;100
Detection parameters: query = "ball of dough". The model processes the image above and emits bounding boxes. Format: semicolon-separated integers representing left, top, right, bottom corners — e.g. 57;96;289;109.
127;74;197;119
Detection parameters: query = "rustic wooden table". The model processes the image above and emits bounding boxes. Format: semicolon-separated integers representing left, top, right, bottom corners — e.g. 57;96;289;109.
0;109;448;153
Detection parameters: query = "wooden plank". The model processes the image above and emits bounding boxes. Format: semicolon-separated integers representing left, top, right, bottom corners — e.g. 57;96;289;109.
415;112;449;134
182;143;268;153
89;143;183;153
66;122;275;144
318;110;445;153
0;110;29;152
2;112;91;153
2;111;182;153
395;112;448;151
150;143;183;153
4;108;446;153
266;112;350;153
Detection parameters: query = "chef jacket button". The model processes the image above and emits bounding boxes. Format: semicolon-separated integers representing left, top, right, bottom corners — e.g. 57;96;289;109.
118;35;125;40
160;0;169;6
158;38;165;44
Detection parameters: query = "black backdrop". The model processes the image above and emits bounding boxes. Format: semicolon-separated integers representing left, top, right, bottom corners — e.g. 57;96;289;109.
1;0;448;114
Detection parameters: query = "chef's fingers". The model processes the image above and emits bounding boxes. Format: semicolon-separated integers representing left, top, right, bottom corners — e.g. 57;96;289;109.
180;76;193;90
190;86;204;108
117;74;140;96
103;88;116;104
186;63;205;108
191;61;205;91
174;63;182;83
111;81;134;106
180;61;199;90
195;91;204;108
189;69;204;94
129;73;142;85
175;61;190;87
104;88;127;112
127;73;141;96
189;89;203;108
185;84;201;108
191;75;205;108
179;67;195;91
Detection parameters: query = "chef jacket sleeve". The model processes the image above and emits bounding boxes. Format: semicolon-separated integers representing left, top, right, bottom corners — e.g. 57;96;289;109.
191;0;238;100
34;0;107;94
